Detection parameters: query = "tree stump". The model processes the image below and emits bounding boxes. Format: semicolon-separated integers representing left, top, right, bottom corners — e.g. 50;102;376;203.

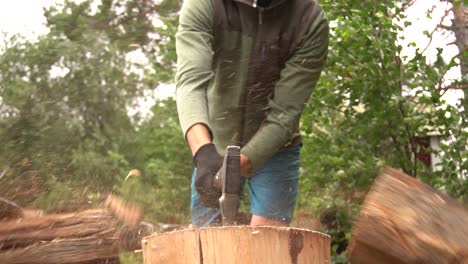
142;226;330;264
348;167;468;264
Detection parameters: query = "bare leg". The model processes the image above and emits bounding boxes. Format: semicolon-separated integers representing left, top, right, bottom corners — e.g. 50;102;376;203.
250;214;288;226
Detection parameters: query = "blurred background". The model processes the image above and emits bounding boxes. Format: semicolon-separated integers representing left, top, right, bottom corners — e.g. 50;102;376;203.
0;0;466;263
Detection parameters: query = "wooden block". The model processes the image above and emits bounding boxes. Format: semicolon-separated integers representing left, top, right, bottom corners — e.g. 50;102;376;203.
142;226;330;264
348;167;468;264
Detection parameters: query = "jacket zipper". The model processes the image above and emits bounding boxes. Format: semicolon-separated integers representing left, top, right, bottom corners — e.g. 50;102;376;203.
240;0;264;145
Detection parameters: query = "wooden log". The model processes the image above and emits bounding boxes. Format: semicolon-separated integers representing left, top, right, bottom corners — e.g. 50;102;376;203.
348;167;468;264
0;194;149;263
0;209;120;264
0;209;116;247
142;226;330;264
0;237;119;264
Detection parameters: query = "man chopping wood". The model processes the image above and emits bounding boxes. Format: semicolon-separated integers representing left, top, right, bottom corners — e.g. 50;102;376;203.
176;0;329;227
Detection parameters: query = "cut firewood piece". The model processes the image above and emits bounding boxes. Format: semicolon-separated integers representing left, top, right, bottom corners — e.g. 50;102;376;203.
348;167;468;264
142;226;330;264
105;194;142;228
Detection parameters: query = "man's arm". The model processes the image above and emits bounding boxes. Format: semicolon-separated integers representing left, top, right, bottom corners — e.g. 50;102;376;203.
177;0;252;176
186;124;212;155
241;11;329;172
176;0;214;148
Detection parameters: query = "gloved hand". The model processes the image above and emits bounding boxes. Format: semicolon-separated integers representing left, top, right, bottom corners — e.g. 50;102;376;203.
193;143;223;208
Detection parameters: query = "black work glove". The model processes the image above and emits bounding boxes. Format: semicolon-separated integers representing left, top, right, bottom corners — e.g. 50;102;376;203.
193;143;223;208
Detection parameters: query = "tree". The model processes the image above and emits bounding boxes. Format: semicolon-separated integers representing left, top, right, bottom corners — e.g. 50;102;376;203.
0;0;180;211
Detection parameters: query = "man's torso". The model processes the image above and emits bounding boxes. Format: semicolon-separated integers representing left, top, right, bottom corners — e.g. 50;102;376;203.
208;0;322;151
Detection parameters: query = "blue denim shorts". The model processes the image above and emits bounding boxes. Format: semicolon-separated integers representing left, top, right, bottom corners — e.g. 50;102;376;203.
191;145;301;227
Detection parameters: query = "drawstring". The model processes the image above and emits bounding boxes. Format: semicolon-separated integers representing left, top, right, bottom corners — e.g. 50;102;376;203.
261;44;266;60
258;8;264;25
253;0;263;25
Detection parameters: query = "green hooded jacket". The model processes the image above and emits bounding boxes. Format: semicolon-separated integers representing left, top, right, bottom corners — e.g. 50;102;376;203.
176;0;329;172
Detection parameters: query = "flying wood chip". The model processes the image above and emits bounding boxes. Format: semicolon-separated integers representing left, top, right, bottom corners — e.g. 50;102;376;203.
105;194;142;228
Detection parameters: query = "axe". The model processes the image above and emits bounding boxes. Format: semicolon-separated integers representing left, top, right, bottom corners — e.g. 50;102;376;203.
214;146;241;225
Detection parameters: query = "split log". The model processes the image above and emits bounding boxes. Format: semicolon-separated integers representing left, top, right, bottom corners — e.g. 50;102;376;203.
348;167;468;264
142;226;330;264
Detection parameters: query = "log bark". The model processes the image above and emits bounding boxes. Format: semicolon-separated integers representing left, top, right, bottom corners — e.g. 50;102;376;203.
348;167;468;264
142;226;330;264
0;209;120;264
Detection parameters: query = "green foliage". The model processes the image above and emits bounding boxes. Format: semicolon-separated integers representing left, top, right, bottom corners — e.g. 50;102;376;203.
114;99;192;224
120;251;143;264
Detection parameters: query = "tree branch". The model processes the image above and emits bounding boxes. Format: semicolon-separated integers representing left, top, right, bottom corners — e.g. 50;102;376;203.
402;0;417;10
439;84;468;91
393;0;417;19
421;6;454;54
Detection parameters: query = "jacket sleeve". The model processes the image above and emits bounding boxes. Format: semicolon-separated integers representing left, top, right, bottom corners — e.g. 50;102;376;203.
175;0;214;138
241;11;329;172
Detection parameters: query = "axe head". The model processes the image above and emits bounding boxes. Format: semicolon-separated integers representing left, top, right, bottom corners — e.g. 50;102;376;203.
218;146;241;225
